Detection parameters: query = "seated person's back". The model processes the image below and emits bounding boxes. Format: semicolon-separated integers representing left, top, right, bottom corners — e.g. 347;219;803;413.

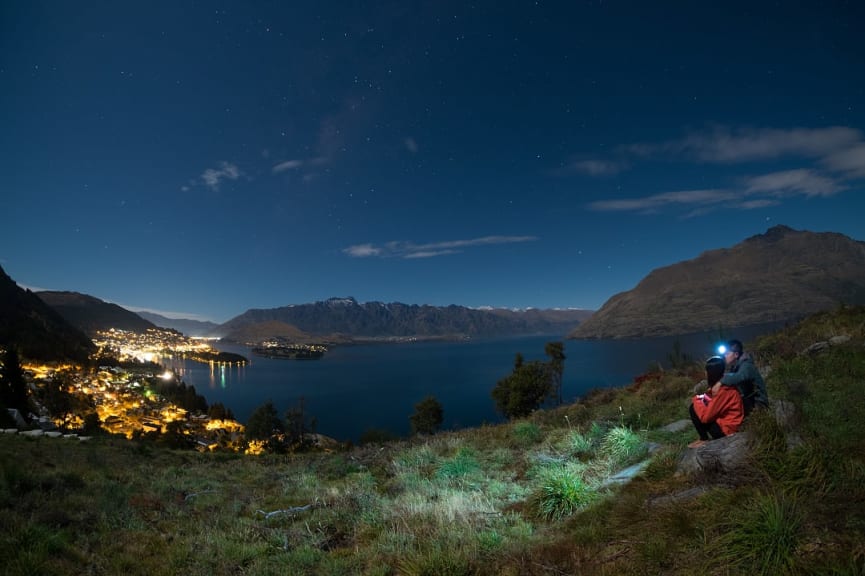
689;356;744;448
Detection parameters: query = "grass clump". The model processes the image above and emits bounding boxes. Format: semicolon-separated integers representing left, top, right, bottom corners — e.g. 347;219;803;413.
534;462;597;520
599;425;647;469
712;491;803;575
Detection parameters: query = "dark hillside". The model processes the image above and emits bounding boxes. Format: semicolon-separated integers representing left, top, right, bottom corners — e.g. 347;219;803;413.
37;291;157;335
0;266;94;362
1;306;863;574
571;225;865;339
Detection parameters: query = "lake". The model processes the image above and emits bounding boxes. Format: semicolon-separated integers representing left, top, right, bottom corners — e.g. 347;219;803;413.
166;327;775;443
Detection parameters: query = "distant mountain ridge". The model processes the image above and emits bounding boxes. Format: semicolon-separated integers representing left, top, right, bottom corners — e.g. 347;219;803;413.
220;297;592;342
29;287;591;343
136;311;221;338
36;291;157;336
570;225;865;339
0;267;95;362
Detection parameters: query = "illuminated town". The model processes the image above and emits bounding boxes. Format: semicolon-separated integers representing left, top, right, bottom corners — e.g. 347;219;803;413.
4;328;267;453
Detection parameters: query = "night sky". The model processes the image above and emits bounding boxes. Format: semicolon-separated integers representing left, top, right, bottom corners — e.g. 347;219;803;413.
2;1;864;323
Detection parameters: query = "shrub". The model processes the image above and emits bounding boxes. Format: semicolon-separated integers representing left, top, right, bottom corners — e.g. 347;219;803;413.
600;426;647;469
535;462;596;519
410;395;444;435
491;359;553;419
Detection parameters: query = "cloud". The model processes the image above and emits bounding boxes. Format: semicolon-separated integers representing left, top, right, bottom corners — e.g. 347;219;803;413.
630;126;862;164
200;161;241;190
744;169;844;197
588;189;736;212
272;159;303;173
342;244;381;258
343;235;538;259
272;156;329;178
584;125;864;215
822;142;865;178
570;159;628;176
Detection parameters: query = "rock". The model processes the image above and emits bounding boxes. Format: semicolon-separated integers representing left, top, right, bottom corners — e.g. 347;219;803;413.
675;399;802;477
604;460;651;486
661;419;692;433
677;432;750;477
772;399;803;449
803;341;831;355
21;429;44;437
802;335;851;355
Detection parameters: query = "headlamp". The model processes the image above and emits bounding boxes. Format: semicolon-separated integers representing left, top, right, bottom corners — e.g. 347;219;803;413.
717;344;727;355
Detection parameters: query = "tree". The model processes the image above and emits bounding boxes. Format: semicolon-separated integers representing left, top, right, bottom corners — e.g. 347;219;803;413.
39;373;74;423
410;395;444;435
0;347;28;412
80;412;103;435
491;356;554;419
284;397;316;451
208;402;234;421
245;400;283;444
545;341;566;405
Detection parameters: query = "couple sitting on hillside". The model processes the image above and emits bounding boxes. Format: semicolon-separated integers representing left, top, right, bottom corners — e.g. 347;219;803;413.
688;339;768;449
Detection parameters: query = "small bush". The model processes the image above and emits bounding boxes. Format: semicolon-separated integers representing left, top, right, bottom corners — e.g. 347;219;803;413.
563;430;595;458
535;463;596;520
600;426;647;469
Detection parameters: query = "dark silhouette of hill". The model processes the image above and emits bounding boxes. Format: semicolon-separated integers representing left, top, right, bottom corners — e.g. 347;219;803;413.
221;297;592;341
0;266;95;362
37;291;158;335
136;311;222;338
570;225;865;339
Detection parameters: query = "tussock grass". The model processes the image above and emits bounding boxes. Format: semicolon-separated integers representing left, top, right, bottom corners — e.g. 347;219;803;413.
2;306;865;575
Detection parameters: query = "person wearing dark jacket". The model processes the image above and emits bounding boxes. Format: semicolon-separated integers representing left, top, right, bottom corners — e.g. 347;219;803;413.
689;355;744;449
719;339;768;414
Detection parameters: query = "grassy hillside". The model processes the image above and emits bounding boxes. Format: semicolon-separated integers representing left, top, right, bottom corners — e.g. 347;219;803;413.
3;306;865;575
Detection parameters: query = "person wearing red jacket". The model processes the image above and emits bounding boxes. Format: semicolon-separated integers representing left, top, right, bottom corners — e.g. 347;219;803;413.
688;355;744;449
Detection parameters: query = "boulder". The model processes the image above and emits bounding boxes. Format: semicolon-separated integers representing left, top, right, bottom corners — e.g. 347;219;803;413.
676;398;801;477
677;432;750;477
802;334;852;356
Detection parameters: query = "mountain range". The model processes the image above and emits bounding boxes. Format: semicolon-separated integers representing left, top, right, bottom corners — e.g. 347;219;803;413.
569;225;865;339
135;312;221;338
217;298;592;343
3;225;864;359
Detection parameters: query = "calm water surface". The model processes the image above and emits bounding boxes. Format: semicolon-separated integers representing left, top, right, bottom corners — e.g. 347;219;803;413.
167;329;773;443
